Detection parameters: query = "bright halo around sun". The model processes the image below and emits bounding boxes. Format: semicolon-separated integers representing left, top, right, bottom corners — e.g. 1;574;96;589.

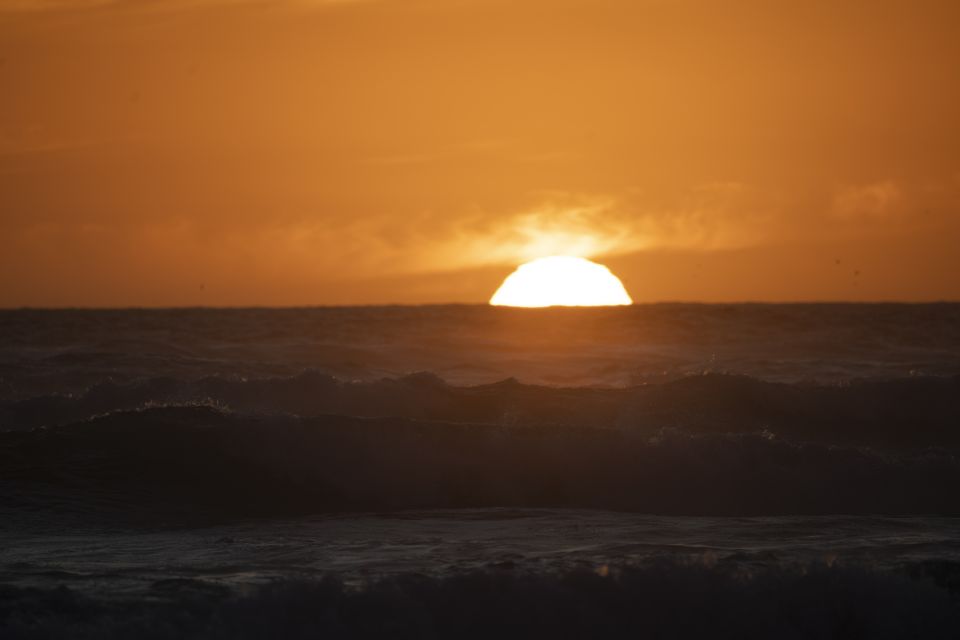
490;256;633;307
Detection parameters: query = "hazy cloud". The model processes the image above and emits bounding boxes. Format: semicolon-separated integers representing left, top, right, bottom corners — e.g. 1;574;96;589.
292;184;780;277
831;181;903;220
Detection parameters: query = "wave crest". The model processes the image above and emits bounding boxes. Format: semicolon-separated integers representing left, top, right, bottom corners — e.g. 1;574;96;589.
2;372;959;451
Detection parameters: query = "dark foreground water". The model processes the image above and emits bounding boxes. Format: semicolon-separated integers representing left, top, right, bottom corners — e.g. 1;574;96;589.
1;304;959;638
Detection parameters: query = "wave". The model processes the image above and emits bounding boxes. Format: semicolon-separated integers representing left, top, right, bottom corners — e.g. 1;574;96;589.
3;406;960;521
5;305;960;393
2;372;959;450
1;562;958;639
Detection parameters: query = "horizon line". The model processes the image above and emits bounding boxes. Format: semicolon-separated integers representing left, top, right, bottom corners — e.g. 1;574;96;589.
2;300;959;311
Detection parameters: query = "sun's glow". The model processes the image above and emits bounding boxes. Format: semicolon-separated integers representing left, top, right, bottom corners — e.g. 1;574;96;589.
489;256;633;307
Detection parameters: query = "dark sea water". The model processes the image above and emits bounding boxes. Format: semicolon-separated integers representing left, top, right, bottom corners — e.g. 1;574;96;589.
2;304;960;638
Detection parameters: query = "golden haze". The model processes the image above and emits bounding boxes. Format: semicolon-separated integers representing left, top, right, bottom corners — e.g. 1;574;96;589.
1;0;959;305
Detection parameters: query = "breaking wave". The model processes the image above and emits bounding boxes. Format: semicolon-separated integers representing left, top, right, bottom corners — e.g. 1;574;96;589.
2;372;960;450
2;562;959;639
3;404;960;522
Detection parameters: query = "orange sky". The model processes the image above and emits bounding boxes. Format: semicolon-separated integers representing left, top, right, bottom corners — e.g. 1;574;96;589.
1;0;958;306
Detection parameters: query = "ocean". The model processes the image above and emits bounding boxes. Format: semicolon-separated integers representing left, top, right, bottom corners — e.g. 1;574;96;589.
2;304;959;638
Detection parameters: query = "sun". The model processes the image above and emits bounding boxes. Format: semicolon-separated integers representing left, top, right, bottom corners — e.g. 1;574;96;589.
490;256;633;307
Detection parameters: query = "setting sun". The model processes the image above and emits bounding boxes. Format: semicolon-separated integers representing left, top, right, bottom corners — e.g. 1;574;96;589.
490;256;633;307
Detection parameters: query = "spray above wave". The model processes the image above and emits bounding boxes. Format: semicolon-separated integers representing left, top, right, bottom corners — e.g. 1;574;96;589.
3;406;960;521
